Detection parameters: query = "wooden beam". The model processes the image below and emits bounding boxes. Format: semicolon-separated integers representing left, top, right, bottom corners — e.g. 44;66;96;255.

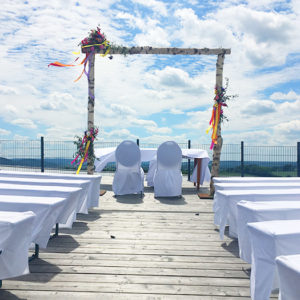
210;53;225;195
87;53;95;175
82;46;231;56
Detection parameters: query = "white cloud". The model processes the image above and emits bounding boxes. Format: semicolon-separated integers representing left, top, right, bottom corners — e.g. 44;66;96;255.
4;105;17;115
270;90;299;101
133;0;168;16
170;108;184;114
0;85;18;95
241;100;277;115
103;128;137;140
13;134;29;140
110;103;136;115
134;26;171;47
11;118;37;129
0;128;11;136
146;126;172;134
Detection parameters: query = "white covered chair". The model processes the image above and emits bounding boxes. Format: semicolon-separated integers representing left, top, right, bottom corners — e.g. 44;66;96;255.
153;141;182;197
112;140;144;196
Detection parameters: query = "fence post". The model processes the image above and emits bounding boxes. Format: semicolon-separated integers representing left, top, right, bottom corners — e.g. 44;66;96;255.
41;136;44;173
188;140;191;181
136;139;139;147
297;142;300;177
241;141;244;177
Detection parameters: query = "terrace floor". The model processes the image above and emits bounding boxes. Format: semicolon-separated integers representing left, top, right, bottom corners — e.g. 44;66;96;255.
0;175;278;299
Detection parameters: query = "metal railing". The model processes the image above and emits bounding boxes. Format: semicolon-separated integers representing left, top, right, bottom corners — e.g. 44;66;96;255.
0;138;299;177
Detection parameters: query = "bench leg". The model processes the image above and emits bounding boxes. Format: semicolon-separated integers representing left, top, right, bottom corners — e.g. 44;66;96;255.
50;223;59;239
29;244;39;262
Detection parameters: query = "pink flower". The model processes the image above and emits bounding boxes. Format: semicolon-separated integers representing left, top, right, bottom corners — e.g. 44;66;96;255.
99;44;104;49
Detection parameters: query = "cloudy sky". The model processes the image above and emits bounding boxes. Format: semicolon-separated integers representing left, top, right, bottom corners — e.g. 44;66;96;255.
0;0;299;147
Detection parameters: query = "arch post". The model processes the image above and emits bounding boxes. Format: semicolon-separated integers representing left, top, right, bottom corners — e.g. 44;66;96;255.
87;53;95;175
210;53;225;195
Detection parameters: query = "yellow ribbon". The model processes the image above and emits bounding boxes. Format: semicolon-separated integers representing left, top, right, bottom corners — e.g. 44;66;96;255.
82;41;111;57
76;140;90;175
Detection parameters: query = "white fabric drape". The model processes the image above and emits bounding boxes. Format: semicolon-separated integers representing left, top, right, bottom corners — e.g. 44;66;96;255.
112;141;144;195
248;220;300;300
153;141;182;197
237;200;300;263
0;211;35;280
276;254;300;300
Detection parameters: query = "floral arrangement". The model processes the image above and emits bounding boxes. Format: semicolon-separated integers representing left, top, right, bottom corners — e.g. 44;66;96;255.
72;127;99;170
207;78;237;149
80;26;111;56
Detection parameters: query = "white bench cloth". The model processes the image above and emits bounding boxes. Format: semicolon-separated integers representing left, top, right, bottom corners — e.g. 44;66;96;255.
0;171;101;209
0;183;82;228
276;254;300;300
215;189;300;239
213;182;300;219
248;220;300;300
237;200;300;263
0;195;66;248
213;176;300;184
0;176;90;214
0;211;35;280
214;182;300;193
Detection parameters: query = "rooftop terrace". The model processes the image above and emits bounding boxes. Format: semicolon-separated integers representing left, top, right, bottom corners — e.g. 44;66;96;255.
0;176;278;299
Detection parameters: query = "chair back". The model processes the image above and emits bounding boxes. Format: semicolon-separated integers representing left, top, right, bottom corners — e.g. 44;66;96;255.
157;141;182;170
115;140;141;169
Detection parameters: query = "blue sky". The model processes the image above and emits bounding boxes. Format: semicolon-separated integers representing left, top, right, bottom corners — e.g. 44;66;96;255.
0;0;299;146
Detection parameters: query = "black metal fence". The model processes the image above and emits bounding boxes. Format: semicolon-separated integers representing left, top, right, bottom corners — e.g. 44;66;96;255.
0;138;299;177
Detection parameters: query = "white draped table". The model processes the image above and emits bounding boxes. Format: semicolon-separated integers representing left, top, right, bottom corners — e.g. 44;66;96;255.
0;176;90;214
248;220;300;300
237;200;300;263
215;188;300;239
0;211;35;281
276;254;300;300
0;183;82;228
214;181;300;192
213;176;300;184
0;195;66;248
213;181;300;226
95;147;211;188
0;171;102;209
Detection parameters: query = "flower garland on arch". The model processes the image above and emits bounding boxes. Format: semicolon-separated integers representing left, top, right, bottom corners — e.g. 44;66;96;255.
206;86;228;150
48;26;112;82
72;127;99;174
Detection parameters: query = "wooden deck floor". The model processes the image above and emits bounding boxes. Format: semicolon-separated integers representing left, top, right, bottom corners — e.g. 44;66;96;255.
0;176;278;299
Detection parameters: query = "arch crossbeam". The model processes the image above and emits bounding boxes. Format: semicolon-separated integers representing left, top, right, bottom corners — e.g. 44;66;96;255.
82;46;231;56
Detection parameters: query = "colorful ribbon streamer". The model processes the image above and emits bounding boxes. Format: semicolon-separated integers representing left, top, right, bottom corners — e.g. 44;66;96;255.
206;87;224;150
76;140;90;174
48;53;92;82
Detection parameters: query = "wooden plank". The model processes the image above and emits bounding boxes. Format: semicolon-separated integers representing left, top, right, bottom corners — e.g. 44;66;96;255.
0;290;257;300
10;273;251;286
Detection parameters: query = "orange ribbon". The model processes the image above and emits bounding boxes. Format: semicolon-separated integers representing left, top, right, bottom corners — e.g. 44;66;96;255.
48;54;90;82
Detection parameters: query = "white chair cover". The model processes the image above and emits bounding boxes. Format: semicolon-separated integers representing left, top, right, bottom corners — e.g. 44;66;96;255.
112;140;144;195
146;159;156;187
153;141;182;197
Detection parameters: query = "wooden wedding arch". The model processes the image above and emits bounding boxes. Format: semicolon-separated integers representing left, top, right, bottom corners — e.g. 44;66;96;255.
82;46;231;193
